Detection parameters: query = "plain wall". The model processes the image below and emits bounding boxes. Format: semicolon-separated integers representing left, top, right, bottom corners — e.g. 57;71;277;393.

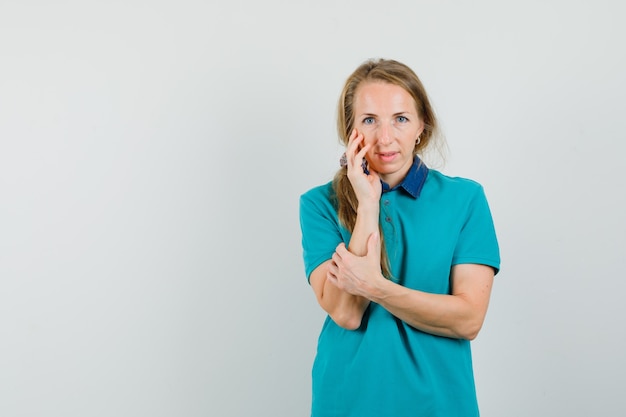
1;1;624;416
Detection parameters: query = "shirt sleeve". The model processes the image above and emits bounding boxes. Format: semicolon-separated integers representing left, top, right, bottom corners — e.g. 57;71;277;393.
299;187;347;282
451;185;501;274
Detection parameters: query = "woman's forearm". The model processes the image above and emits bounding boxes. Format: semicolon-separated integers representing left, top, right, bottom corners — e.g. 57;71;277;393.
348;203;379;255
316;203;380;330
368;264;495;340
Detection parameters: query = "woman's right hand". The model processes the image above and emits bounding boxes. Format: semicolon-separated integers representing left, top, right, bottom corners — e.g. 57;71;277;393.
345;129;382;206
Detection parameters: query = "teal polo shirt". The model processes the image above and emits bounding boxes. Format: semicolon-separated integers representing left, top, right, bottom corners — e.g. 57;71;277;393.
299;158;500;417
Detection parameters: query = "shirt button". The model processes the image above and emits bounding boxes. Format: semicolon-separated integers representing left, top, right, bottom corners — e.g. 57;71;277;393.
383;200;390;206
385;216;391;222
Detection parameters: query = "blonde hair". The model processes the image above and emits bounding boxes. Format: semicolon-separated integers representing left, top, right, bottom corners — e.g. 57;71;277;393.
332;58;442;278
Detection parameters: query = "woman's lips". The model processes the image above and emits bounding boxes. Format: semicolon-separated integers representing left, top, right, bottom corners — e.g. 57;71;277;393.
377;152;397;162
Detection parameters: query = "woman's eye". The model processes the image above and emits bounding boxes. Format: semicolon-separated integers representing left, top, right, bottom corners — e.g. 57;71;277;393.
397;116;408;123
363;117;375;125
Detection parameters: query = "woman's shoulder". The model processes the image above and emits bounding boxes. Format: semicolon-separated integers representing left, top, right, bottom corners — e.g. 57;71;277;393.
300;180;335;204
428;169;482;188
299;181;340;222
425;169;486;199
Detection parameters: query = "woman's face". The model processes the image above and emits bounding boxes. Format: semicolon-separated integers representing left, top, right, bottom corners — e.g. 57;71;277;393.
353;81;424;188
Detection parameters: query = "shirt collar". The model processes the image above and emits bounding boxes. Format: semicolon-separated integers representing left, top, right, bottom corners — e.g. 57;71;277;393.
381;156;429;198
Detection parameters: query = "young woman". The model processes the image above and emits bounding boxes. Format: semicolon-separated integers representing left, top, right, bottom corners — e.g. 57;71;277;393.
299;58;500;416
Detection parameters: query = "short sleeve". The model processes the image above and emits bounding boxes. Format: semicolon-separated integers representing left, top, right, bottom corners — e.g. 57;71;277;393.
299;186;347;282
451;185;501;274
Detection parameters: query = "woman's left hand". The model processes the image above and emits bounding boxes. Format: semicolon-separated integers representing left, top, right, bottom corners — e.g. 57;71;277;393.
327;232;385;298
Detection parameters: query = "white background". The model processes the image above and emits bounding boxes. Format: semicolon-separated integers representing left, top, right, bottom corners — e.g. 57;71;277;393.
1;1;625;416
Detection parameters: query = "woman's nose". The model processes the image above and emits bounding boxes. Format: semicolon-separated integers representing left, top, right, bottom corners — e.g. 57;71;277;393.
377;123;392;145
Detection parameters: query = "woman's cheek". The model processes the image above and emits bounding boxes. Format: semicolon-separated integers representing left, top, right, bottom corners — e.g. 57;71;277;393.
362;133;376;147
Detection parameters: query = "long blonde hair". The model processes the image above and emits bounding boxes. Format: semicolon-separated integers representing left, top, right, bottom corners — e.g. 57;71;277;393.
332;58;441;278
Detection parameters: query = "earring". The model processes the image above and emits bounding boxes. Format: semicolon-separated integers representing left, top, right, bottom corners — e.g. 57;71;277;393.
416;135;421;145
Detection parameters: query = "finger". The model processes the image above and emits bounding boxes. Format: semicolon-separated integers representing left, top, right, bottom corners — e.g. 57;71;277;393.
346;131;368;169
366;168;380;180
348;128;358;143
326;271;338;286
355;142;370;164
346;129;358;152
367;231;381;256
327;260;336;273
327;265;335;278
331;252;340;269
346;130;364;162
334;243;348;257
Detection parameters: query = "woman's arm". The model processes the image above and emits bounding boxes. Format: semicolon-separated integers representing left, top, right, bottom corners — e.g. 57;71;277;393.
309;130;381;330
328;233;495;339
309;204;378;330
372;263;494;340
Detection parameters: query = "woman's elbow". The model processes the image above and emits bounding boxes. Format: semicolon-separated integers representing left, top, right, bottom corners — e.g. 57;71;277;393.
462;327;481;341
455;317;485;341
330;312;362;330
